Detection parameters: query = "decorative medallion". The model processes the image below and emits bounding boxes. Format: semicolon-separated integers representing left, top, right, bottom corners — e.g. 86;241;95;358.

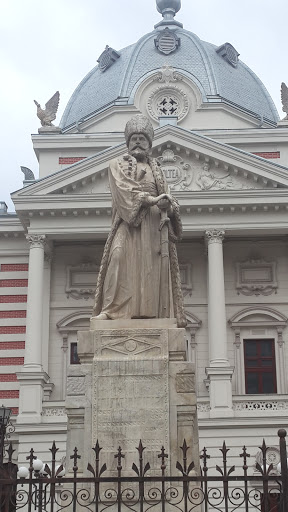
154;27;180;55
97;45;120;72
148;85;189;122
216;43;240;68
158;149;192;190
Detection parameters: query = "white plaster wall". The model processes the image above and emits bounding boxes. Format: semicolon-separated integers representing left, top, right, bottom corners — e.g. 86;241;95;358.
224;240;288;396
48;243;104;400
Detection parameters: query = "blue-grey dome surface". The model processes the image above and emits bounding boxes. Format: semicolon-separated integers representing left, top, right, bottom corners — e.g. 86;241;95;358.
60;28;279;129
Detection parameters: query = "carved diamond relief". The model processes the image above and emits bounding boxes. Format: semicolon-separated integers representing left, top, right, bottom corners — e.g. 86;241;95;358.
100;335;162;357
66;262;99;300
236;259;278;296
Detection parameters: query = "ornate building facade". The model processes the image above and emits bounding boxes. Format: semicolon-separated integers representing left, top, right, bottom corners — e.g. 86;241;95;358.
1;0;288;472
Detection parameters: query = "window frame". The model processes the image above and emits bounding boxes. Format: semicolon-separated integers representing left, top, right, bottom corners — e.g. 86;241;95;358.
243;338;277;394
70;342;80;365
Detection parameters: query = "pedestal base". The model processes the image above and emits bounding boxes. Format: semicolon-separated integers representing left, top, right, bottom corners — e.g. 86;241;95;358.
65;320;199;475
205;366;234;418
16;371;50;424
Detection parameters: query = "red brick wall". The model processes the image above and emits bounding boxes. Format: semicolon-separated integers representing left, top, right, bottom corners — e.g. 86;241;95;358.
0;357;24;366
0;374;18;382
0;279;28;287
0;263;28;416
0;326;26;334
59;157;86;165
0;296;27;303
0;311;26;318
1;264;29;272
253;152;280;159
11;407;18;415
0;390;19;398
0;342;25;350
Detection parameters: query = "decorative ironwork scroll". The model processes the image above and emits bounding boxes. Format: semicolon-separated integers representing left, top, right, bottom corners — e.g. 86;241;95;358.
1;431;288;511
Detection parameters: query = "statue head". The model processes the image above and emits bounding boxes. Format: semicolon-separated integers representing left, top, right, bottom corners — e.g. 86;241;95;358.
125;115;154;161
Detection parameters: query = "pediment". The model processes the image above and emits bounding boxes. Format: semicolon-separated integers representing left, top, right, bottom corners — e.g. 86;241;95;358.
12;126;288;201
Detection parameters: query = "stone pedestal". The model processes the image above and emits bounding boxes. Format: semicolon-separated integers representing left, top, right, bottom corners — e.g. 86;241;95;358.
65;319;199;476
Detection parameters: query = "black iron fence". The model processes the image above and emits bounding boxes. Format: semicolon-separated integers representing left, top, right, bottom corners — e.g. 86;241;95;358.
0;429;288;512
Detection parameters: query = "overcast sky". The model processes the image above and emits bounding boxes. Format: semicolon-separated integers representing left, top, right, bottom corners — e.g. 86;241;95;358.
1;0;287;212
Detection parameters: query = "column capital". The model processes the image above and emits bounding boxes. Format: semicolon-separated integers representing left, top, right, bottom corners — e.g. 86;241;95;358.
26;234;46;249
205;229;225;244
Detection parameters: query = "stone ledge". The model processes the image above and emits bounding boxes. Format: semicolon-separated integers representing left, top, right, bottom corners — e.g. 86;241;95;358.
90;317;177;330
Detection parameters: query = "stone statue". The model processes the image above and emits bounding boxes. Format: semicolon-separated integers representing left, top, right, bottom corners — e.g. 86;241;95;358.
34;91;60;126
281;82;288;121
93;114;186;327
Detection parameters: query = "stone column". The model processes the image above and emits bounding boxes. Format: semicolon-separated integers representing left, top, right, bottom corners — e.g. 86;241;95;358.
205;230;234;418
17;234;49;424
23;235;46;370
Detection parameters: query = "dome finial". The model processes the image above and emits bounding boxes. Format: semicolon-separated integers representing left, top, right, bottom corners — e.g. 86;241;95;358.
155;0;183;28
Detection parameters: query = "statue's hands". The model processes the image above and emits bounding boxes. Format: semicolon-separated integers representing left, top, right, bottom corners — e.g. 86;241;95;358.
157;198;171;210
156;194;173;216
144;194;173;214
144;193;168;206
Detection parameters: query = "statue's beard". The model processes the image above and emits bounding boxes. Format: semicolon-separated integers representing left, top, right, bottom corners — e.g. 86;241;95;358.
129;147;150;162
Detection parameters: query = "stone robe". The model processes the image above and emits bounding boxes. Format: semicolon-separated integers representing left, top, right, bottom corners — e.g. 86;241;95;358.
93;154;186;327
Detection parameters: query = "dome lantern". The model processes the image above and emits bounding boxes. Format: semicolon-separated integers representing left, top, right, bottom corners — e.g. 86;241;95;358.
155;0;183;29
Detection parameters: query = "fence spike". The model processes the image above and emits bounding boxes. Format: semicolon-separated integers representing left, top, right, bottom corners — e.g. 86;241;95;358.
7;442;15;462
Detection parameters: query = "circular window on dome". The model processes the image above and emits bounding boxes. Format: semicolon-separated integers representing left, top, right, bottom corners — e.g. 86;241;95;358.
156;95;180;116
147;86;189;122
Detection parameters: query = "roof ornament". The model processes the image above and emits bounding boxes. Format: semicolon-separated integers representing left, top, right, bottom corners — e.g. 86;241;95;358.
97;46;120;73
216;43;240;68
155;27;180;54
20;167;35;181
281;83;288;121
155;0;183;29
34;91;60;127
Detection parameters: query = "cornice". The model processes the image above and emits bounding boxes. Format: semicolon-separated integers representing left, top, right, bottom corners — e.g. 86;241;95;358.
31;132;125;151
14;128;288;202
195;127;288;144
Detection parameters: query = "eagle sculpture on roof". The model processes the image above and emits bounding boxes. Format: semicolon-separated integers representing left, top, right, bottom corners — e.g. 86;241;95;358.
34;91;60;126
281;82;288;120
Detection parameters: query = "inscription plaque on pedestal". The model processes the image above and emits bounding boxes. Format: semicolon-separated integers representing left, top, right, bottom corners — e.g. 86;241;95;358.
92;328;169;473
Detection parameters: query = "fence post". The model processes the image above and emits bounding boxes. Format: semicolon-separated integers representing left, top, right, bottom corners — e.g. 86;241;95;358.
278;429;288;511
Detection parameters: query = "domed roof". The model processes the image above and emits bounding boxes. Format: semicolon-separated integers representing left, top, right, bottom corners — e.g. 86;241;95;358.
60;23;279;129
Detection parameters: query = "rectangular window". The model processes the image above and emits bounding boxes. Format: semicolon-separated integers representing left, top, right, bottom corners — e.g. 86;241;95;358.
70;343;80;365
244;339;277;394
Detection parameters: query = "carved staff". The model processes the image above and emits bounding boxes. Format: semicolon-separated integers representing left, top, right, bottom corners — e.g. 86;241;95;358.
159;207;170;317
